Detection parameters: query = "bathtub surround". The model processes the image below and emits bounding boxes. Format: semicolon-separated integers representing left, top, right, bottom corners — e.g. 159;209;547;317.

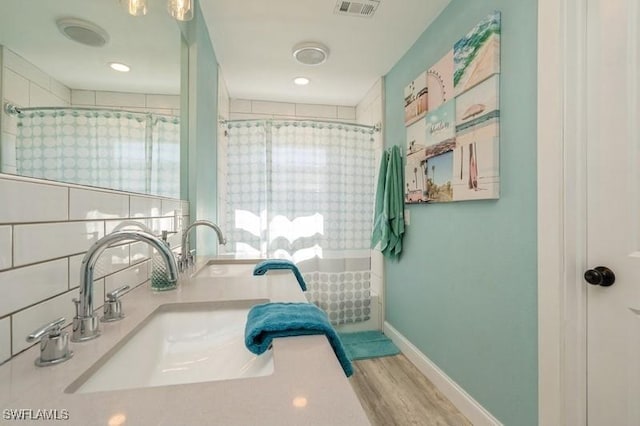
0;173;189;364
383;1;538;425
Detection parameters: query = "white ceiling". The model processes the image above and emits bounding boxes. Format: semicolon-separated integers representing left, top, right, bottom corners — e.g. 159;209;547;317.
0;0;181;95
0;0;451;104
200;0;451;106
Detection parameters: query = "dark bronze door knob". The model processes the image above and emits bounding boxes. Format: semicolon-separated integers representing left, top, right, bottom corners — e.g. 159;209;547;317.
584;266;616;287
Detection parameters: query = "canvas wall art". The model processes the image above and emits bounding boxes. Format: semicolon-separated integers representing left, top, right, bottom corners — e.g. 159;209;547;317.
404;11;501;204
404;71;428;126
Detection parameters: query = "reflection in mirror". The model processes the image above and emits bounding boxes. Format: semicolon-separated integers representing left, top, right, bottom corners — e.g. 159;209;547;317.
0;0;181;197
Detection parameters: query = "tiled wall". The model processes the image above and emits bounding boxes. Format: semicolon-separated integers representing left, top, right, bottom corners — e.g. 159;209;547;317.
355;78;385;325
71;90;180;117
229;98;356;122
0;47;71;174
0;46;180;174
0;173;189;364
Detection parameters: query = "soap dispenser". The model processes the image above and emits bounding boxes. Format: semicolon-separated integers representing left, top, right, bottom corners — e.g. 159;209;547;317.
151;230;178;291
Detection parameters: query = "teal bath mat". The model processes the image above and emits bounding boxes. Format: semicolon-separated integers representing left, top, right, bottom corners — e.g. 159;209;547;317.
338;330;400;361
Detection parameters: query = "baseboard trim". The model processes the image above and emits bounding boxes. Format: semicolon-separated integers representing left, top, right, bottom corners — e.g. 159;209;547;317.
383;321;503;426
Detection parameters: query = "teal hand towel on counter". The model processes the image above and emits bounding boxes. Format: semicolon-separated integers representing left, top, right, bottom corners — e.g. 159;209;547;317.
371;145;405;260
244;302;353;377
252;259;307;291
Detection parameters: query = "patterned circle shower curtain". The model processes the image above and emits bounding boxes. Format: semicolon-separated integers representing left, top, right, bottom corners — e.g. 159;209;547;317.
224;120;376;325
14;109;180;198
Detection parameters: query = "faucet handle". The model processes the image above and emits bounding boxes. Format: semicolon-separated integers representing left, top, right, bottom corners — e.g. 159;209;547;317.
101;285;130;322
26;317;73;367
27;317;65;342
161;230;177;242
107;285;130;302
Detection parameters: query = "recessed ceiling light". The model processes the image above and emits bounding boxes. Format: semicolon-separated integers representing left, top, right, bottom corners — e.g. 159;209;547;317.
292;42;329;66
294;77;310;86
109;62;131;72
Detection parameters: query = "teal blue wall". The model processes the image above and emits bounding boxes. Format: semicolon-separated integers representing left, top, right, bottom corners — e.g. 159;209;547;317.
182;2;219;255
384;1;538;424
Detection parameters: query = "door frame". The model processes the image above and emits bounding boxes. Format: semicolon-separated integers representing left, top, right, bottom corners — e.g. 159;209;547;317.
538;0;589;424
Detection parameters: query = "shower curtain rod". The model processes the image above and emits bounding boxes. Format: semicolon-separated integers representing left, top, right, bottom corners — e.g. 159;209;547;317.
221;117;381;133
3;103;178;122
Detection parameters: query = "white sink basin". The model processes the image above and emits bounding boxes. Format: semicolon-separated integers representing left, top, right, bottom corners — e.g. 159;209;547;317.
67;299;273;394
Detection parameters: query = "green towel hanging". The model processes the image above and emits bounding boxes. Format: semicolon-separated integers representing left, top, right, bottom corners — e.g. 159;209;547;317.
371;145;405;260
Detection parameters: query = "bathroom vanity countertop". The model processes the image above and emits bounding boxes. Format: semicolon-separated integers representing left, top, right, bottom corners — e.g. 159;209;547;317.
0;257;370;426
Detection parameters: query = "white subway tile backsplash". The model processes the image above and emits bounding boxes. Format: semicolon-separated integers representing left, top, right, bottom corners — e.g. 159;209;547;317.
146;94;180;110
95;91;146;108
229;99;252;113
13;221;104;266
130;196;162;218
161;199;181;217
105;262;149;295
70;90;96;106
130;241;151;263
68;244;129;288
337;106;357;120
0;317;10;363
0;141;188;364
252;100;295;116
3;69;29;106
150;217;175;234
69;189;129;220
0;259;68;317
0;226;11;270
95;245;130;279
295;103;337;119
3;49;50;91
11;288;78;355
0;178;68;223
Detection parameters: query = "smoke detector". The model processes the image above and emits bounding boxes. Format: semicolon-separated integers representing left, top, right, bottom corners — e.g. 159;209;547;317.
334;0;381;18
292;42;330;66
56;18;110;47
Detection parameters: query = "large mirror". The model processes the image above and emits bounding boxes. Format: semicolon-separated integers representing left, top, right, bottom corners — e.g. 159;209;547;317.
0;0;182;198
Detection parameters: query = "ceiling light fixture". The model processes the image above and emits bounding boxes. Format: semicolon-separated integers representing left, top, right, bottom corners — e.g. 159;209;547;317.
109;62;131;72
119;0;193;21
292;42;330;66
294;77;310;86
119;0;147;16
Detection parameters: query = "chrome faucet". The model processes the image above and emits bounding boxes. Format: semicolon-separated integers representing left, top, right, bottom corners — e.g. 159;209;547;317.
179;220;227;271
71;230;179;342
111;220;154;234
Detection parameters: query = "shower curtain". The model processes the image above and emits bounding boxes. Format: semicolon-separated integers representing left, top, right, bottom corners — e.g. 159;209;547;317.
14;109;180;197
225;120;376;325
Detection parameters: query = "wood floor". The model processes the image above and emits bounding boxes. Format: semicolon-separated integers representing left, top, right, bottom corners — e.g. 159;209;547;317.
349;354;471;426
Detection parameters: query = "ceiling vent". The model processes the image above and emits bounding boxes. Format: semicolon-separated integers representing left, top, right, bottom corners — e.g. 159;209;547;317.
334;0;380;18
56;18;109;47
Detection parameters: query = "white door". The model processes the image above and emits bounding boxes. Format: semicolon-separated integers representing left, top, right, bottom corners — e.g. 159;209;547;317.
586;0;640;424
